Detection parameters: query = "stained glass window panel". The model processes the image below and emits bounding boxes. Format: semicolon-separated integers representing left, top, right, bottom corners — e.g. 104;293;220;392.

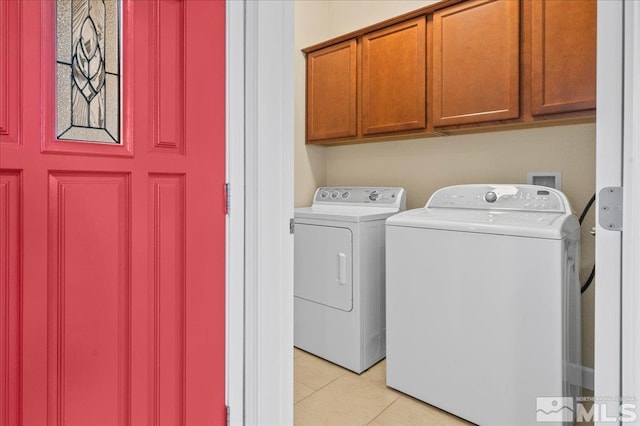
56;0;120;144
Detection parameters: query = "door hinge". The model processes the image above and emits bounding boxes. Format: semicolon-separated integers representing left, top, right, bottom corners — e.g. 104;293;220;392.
226;404;230;426
224;183;231;215
598;186;623;231
290;218;295;234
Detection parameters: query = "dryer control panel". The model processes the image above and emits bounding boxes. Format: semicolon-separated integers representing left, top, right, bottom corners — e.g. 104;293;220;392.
314;187;406;209
427;184;569;213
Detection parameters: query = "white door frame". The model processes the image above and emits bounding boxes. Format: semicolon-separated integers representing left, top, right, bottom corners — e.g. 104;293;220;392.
595;1;623;420
226;1;640;425
595;1;640;424
226;0;246;424
226;1;295;425
243;0;294;423
622;1;640;422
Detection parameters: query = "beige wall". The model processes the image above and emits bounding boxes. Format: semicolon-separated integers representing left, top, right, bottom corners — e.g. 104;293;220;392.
295;0;595;368
326;125;595;210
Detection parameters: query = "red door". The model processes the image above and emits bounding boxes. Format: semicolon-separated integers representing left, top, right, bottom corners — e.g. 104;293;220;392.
0;1;226;425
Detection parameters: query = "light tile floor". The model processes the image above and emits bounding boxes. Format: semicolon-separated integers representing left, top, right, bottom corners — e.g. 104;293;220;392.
294;348;472;426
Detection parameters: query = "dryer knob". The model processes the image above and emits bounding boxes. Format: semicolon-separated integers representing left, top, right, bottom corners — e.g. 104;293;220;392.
369;191;380;201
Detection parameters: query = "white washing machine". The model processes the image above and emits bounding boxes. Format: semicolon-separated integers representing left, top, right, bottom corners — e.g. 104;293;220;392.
386;184;581;426
294;187;406;373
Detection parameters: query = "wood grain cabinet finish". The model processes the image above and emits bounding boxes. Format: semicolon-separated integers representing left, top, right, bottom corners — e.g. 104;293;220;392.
531;0;596;115
362;17;426;135
432;0;520;127
306;39;357;141
302;0;596;145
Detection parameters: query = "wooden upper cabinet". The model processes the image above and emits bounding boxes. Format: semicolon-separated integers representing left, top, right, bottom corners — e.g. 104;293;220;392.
432;0;520;127
531;0;596;116
362;17;426;135
307;39;357;142
303;0;595;145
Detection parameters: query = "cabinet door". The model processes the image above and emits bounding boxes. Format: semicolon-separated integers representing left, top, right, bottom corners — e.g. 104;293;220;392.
306;39;357;141
362;17;426;135
432;0;519;126
531;0;596;115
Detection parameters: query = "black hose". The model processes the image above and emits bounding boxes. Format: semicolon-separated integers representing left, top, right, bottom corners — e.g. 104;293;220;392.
581;265;595;294
579;194;596;225
579;193;596;294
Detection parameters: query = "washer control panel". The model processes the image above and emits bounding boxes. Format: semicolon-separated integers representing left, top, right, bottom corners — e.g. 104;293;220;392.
314;187;406;209
427;185;568;213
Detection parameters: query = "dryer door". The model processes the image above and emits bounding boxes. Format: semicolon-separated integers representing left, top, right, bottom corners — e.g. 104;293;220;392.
294;224;353;311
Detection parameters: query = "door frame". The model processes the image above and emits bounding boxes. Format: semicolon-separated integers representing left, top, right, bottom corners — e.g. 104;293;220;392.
595;1;623;417
596;2;640;422
226;1;295;425
230;1;640;425
621;0;640;417
226;0;245;424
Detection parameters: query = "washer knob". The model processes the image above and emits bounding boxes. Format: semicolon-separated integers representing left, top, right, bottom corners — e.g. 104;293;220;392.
484;191;498;203
369;191;380;201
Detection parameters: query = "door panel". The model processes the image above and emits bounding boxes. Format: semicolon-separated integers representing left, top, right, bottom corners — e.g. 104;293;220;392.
0;1;21;146
0;1;225;425
149;174;186;425
294;224;353;312
47;172;131;426
0;171;21;426
153;1;185;154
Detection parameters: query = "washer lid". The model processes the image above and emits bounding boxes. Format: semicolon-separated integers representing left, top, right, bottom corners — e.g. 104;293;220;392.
386;207;579;239
386;184;580;239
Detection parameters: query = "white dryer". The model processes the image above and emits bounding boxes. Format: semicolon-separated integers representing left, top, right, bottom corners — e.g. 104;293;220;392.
294;187;406;373
386;184;581;426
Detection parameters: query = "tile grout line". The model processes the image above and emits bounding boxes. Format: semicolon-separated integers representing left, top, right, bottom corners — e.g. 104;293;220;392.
311;369;349;392
294;351;473;425
365;393;402;426
293;380;318;406
294;371;347;406
294;383;320;405
294;352;352;391
294;355;351;405
295;352;404;424
295;363;402;424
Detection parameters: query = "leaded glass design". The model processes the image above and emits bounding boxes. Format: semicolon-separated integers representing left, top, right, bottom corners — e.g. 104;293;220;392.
56;0;120;143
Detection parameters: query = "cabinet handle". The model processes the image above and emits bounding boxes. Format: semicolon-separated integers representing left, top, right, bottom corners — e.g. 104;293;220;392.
337;253;347;285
